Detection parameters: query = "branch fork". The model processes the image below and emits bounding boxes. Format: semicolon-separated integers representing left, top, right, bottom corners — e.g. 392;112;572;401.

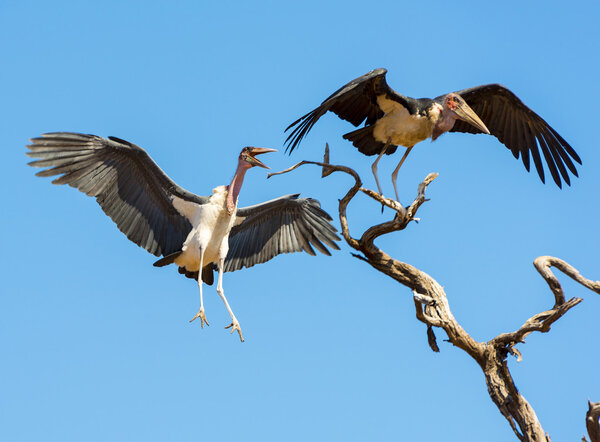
269;144;599;442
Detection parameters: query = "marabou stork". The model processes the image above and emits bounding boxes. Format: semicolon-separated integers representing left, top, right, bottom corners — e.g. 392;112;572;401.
285;68;581;201
27;133;340;342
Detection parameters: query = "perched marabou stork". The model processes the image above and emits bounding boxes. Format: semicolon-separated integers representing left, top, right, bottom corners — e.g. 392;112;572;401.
27;133;340;341
285;68;581;201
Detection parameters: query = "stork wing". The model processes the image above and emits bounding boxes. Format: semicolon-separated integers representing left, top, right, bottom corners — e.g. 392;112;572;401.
224;195;340;272
284;68;410;153
449;84;581;187
27;132;209;257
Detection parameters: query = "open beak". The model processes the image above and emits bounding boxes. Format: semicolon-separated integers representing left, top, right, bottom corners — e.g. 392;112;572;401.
454;101;490;135
246;147;277;169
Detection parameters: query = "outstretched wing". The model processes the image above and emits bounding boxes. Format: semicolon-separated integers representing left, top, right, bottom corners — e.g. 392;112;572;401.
27;132;209;257
284;68;411;153
450;84;581;188
224;195;340;272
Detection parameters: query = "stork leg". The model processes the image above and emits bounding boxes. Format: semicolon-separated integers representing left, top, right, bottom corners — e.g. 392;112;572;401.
189;250;209;327
371;138;391;196
216;258;244;342
391;146;414;202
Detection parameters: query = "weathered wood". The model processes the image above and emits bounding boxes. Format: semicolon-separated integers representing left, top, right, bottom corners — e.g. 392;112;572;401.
270;145;599;441
585;400;600;442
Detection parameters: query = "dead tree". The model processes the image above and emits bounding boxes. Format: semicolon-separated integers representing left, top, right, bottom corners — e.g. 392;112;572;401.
269;145;600;442
585;401;600;442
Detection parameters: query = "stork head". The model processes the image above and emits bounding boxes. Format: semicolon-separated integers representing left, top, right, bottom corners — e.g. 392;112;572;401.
443;93;490;134
228;146;277;215
239;146;277;169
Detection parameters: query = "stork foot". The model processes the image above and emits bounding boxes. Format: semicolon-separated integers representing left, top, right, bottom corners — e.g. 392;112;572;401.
225;320;245;342
189;308;210;328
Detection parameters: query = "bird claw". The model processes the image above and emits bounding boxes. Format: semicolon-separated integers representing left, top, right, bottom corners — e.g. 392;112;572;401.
225;321;245;342
189;308;210;328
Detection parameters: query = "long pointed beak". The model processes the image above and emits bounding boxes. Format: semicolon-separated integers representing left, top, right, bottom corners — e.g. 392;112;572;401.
454;102;490;135
247;147;277;169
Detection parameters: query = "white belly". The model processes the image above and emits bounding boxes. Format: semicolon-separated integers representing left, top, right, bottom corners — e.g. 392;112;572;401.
372;107;434;148
174;185;236;271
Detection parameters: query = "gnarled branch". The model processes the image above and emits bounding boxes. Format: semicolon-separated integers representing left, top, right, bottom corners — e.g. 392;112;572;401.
534;256;600;307
585;400;600;442
270;145;599;441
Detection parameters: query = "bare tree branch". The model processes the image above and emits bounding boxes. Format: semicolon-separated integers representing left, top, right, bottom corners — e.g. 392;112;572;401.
269;145;599;441
534;256;600;307
585;400;600;442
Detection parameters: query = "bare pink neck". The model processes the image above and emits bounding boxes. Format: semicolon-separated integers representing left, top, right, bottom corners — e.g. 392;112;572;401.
226;161;250;215
432;105;458;141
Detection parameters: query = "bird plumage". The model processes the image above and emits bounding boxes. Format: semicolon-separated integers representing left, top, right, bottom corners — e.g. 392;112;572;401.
227;194;339;272
27;133;205;257
27;133;340;270
448;84;581;186
27;132;340;340
285;68;581;189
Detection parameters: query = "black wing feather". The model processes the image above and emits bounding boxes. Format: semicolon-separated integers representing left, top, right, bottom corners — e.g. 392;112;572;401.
450;84;580;187
27;132;209;257
284;68;410;153
224;195;340;272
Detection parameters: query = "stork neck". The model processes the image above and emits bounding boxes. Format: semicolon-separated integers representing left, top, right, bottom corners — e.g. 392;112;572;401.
432;104;457;141
226;162;250;215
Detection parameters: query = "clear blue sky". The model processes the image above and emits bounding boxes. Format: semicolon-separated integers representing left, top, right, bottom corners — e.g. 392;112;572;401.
2;1;599;440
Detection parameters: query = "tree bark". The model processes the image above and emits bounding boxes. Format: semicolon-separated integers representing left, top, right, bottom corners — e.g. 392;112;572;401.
585;401;600;442
269;146;600;441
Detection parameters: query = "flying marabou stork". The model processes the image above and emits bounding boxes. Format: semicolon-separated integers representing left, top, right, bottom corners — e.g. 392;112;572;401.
285;68;581;201
27;133;340;341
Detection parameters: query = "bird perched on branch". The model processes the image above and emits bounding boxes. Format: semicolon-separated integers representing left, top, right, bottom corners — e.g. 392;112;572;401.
27;133;340;341
285;68;580;201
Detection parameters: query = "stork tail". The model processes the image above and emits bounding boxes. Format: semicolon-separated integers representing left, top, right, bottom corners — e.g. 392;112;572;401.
343;126;398;156
154;253;215;286
175;265;215;286
153;251;183;267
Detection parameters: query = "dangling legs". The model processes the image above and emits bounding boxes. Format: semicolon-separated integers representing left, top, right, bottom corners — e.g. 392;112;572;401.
216;258;244;342
371;138;392;196
391;146;414;202
189;249;209;327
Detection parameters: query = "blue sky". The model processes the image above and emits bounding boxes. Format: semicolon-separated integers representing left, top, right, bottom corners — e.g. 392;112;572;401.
2;1;599;440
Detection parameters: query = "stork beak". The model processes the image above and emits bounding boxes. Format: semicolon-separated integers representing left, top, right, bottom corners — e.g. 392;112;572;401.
246;147;277;169
454;101;490;135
